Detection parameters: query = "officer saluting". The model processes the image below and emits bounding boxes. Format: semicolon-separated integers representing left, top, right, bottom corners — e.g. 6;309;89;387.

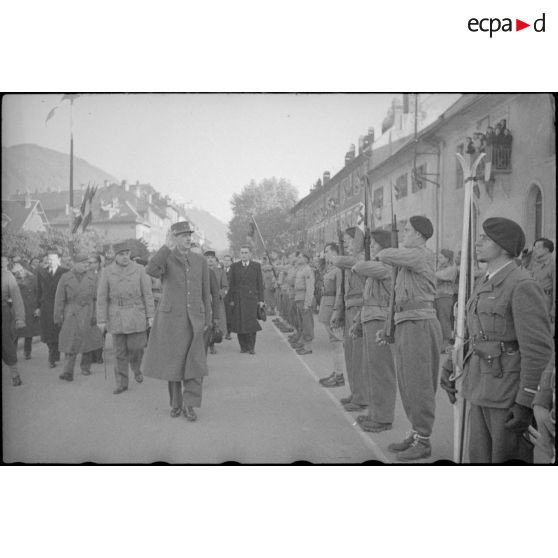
441;217;553;463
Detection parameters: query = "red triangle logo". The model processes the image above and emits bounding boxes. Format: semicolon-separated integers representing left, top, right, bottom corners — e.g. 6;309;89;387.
516;19;530;31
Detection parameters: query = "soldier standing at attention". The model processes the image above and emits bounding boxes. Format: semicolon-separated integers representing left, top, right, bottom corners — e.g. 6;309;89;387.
376;216;442;461
97;241;154;395
142;223;211;420
441;218;553;463
528;238;555;325
54;252;103;381
331;227;368;413
290;253;315;355
317;243;346;387
435;248;458;349
352;229;396;433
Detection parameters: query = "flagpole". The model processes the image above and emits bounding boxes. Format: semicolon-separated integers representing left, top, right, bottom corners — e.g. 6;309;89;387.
69;99;75;256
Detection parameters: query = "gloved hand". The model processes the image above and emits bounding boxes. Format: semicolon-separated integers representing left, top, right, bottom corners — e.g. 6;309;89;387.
147;317;154;329
33;308;41;318
440;362;457;404
349;322;363;338
15;319;26;330
504;403;533;433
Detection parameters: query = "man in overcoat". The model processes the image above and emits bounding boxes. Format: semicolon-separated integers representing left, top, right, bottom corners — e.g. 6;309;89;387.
227;245;265;355
35;248;68;368
441;218;553;463
97;241;154;394
222;255;233;339
54;252;103;381
12;262;40;360
142;222;211;421
205;251;227;353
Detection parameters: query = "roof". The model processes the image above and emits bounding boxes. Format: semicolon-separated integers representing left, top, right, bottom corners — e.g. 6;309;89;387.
1;199;47;233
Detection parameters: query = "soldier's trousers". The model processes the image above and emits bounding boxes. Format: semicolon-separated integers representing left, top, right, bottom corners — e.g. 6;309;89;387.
113;332;147;389
47;342;60;365
393;318;442;437
168;378;203;409
15;337;33;357
468;404;533;463
292;300;314;348
344;306;367;406
2;303;17;366
322;322;345;374
63;351;93;377
362;320;396;424
434;296;454;347
288;297;297;326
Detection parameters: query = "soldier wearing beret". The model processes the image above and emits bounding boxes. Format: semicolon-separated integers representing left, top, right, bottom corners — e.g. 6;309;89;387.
352;229;396;432
54;252;103;381
289;252;315;355
441;217;553;463
97;241;154;395
142;222;211;421
331;226;369;413
376;215;443;461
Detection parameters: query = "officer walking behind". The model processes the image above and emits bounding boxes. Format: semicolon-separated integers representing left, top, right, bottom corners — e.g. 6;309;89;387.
527;238;555;325
97;241;154;395
205;251;228;353
376;216;442;461
352;229;396;433
228;245;265;355
11;262;40;360
142;222;211;421
54;252;103;381
36;248;68;368
289;253;315;355
331;227;368;413
222;254;234;339
441;218;553;463
1;255;26;386
317;243;346;388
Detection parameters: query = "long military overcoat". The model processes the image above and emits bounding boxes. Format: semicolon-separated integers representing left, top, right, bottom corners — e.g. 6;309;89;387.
142;246;211;381
16;272;41;338
36;266;68;344
54;270;103;354
228;260;264;334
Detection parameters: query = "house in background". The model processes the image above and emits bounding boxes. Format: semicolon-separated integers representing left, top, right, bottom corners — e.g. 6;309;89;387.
1;195;49;234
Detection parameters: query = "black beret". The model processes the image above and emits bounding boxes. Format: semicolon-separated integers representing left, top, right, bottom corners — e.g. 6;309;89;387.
482;217;525;257
369;229;392;249
410;215;434;240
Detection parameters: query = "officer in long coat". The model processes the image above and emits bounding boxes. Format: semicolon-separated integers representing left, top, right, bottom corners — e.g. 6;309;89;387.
97;241;154;394
36;248;68;368
205;251;227;352
142;222;211;421
227;245;265;354
54;252;103;381
12;262;40;359
441;218;553;463
222;255;233;339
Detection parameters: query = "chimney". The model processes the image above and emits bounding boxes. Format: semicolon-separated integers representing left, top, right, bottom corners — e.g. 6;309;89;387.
122;179;129;191
345;144;356;165
323;171;330;185
393;100;403;130
403;94;410;114
358;135;365;155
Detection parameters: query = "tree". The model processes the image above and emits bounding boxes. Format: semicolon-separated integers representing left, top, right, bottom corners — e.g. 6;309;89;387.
228;177;299;255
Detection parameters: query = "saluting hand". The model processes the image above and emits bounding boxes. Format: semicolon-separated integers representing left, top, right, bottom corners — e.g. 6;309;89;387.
147;317;154;328
15;320;26;330
33;308;41;318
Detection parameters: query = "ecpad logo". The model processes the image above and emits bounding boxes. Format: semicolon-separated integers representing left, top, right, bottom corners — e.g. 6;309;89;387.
468;13;546;37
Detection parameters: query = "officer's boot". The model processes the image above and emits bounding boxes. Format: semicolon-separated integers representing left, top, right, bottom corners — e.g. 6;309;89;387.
396;434;432;462
10;365;22;386
387;430;417;453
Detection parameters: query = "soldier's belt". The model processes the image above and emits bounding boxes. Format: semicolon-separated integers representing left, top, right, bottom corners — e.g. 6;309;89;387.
395;302;434;312
472;340;519;378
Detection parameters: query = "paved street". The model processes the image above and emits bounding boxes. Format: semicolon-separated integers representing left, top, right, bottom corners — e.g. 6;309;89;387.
3;319;454;464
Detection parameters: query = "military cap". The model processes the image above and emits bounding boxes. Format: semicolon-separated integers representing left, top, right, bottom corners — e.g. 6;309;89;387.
113;241;132;255
171;221;195;235
369;229;392;249
204;250;216;257
132;256;148;266
440;248;454;262
482;217;525;257
409;215;434;240
45;246;61;256
72;252;90;263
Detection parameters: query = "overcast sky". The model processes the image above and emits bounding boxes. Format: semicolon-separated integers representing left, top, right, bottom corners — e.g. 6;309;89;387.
4;93;411;223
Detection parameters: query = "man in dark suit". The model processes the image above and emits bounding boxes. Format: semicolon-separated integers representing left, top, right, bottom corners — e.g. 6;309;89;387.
222;255;233;339
228;245;264;355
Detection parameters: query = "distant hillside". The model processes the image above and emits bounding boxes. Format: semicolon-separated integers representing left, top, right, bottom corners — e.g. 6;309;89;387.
1;143;118;196
183;205;230;252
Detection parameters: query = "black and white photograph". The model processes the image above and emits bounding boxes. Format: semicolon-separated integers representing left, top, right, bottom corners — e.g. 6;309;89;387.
2;93;555;465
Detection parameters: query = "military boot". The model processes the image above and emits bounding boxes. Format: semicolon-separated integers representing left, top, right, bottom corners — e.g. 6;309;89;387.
387;431;417;453
396;435;432;462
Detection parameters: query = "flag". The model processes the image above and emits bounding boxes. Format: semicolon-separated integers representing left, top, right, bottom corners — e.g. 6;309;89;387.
45;94;81;126
45;106;58;126
72;184;97;233
248;220;256;238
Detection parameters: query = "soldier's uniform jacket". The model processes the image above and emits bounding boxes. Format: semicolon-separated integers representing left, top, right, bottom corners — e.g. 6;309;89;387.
318;264;342;324
54;269;103;354
96;261;154;334
435;263;457;298
331;255;365;309
15;272;41;338
528;255;555;318
353;260;392;323
460;261;553;409
1;270;25;323
294;264;315;307
377;246;437;323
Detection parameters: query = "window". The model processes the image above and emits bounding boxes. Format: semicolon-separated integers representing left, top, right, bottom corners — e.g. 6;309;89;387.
456;143;464;188
394;173;408;199
412;164;427;193
525;184;543;245
373;187;384;209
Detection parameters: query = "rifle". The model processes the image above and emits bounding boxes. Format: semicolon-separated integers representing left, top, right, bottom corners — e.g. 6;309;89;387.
363;176;371;262
333;221;346;329
251;215;278;282
381;182;398;344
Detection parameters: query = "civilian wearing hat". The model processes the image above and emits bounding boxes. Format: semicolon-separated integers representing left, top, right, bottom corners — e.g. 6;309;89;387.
142;222;211;420
441;217;553;463
435;248;458;348
54;252;103;381
289;252;315;355
352;229;397;432
97;241;155;394
227;245;265;354
205;251;227;354
11;262;40;360
376;215;443;461
330;226;369;412
36;248;68;368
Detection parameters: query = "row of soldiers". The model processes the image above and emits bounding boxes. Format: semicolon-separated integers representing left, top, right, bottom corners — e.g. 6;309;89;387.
267;215;555;463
